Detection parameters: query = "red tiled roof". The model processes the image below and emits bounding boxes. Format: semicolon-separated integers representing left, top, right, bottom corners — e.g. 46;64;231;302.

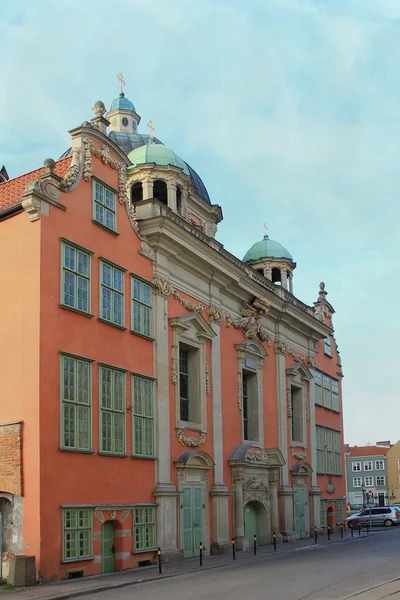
0;157;72;214
346;446;390;457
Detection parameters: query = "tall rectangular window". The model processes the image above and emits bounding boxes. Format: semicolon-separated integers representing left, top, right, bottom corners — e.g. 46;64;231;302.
61;242;91;313
93;180;116;231
336;500;343;524
314;371;323;405
376;476;385;487
63;508;92;560
100;367;126;454
323;375;331;409
334;430;342;475
132;376;154;457
331;379;339;411
375;460;384;470
178;343;201;425
242;370;259;442
353;477;362;487
291;386;303;443
131;277;152;337
100;261;124;326
352;462;361;472
326;428;333;473
179;347;189;422
61;355;91;450
316;426;325;473
315;370;340;412
324;336;332;356
134;507;156;551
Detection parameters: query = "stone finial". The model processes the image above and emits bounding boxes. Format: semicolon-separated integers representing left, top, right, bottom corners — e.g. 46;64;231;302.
43;158;55;171
92;100;106;117
318;281;327;302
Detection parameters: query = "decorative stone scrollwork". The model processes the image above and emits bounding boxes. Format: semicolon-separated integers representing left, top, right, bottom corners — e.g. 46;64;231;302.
206;361;211;394
246;448;270;464
154;277;205;313
287;387;292;417
305;394;310;421
291;448;307;460
275;339;317;369
94;511;105;523
110;510;116;520
139;241;155;261
171;345;178;384
237;369;243;410
93;532;101;540
209;297;271;344
119;510;130;523
60;147;81;190
82;137;127;204
326;477;335;494
207;305;225;323
243;477;271;507
176;429;207;448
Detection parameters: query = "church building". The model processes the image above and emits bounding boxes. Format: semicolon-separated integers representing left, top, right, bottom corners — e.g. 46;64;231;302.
0;78;345;582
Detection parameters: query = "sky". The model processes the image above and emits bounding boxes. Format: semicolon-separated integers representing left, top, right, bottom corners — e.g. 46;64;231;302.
1;0;399;446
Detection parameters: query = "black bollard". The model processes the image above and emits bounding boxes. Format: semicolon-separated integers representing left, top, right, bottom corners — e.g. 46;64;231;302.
328;525;331;541
200;542;203;566
351;525;354;538
340;524;343;539
254;534;257;555
366;521;369;535
157;547;162;574
314;526;317;544
358;523;361;536
232;538;236;560
273;532;277;551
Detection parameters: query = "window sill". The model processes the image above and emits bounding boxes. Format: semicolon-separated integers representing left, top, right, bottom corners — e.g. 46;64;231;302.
323;353;333;358
61;556;94;564
131;455;157;461
98;452;129;458
59;304;94;318
177;422;206;433
244;440;261;447
133;548;158;554
92;219;120;236
59;447;95;454
130;330;155;342
291;442;306;448
98;318;127;331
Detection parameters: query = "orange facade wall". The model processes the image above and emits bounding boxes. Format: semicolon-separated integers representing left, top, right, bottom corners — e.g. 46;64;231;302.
38;156;155;579
0;212;42;563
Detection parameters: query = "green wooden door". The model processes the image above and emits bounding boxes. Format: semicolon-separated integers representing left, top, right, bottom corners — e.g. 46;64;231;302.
101;521;115;574
182;485;203;558
244;503;258;546
294;486;306;539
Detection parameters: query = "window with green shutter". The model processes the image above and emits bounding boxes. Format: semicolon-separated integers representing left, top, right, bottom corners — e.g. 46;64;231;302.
100;261;124;326
93;180;117;231
316;426;325;473
61;355;91;450
132;376;154;457
334;430;342;475
61;242;91;314
131;277;152;337
134;506;156;551
100;367;126;454
63;508;92;560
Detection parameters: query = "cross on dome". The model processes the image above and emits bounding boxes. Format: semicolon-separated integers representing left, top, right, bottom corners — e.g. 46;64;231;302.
147;120;156;139
117;72;126;95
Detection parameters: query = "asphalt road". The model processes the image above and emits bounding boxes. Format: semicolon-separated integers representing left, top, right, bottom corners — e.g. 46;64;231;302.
73;528;400;600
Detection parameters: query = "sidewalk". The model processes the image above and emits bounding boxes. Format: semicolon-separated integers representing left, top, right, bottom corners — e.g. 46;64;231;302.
347;578;400;599
0;529;371;600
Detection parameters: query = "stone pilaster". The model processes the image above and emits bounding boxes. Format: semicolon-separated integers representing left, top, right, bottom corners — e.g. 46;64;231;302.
167;182;177;212
275;349;289;485
233;477;249;551
269;470;282;543
278;486;296;542
309;487;322;532
143;177;153;200
280;269;288;289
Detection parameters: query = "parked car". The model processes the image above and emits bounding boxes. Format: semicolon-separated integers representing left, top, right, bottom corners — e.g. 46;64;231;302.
347;506;400;528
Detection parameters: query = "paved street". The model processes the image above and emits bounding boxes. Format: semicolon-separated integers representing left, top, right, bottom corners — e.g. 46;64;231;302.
69;528;400;600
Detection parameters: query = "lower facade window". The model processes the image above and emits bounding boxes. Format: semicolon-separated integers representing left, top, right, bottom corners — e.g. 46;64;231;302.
132;376;154;457
336;500;343;524
63;508;92;560
100;366;126;454
376;476;385;486
134;507;156;551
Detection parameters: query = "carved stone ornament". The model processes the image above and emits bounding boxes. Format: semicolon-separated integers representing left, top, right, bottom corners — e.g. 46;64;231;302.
154;277;206;312
119;510;130;523
206;361;211;395
208;297;271;344
171;345;178;384
291;448;307;460
176;429;207;448
60;147;82;190
243;477;271;506
275;339;317;369
246;448;270;464
94;511;105;523
305;394;310;421
83;137;127;204
110;510;116;520
188;212;206;232
326;477;335;494
93;532;101;540
237;370;243;410
21;177;64;222
139;240;155;261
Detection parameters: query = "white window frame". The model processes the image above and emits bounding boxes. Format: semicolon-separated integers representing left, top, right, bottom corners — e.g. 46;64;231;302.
364;461;373;471
99;259;126;327
364;476;373;487
324;336;332;356
60;240;93;314
92;179;117;232
131;276;153;337
237;341;266;446
376;476;385;487
375;460;384;471
353;477;362;487
352;461;361;472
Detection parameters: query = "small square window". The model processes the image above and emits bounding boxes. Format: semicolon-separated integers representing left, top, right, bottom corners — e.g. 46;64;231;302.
93;180;117;231
324;337;332;356
352;461;361;472
364;461;373;471
364;476;373;487
376;476;385;487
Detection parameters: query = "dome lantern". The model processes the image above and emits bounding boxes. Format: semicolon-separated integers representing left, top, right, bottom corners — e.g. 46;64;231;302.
107;73;141;135
243;230;296;293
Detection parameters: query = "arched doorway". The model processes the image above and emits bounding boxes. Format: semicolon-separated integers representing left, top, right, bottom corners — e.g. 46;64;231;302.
244;501;270;546
100;521;115;574
0;497;13;579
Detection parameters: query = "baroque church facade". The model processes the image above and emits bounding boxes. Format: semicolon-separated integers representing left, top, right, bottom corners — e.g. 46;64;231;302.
0;82;345;581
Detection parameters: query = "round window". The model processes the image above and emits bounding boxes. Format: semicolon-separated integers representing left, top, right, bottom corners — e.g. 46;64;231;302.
122;117;128;127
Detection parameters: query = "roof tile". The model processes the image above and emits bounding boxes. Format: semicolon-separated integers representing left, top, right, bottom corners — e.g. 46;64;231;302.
0;157;71;214
346;446;390;457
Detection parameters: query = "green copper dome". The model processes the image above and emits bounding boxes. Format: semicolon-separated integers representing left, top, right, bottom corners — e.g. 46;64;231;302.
243;235;293;263
128;142;190;175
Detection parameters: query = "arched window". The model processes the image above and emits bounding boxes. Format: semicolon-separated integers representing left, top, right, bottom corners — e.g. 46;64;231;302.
176;186;182;215
153;180;167;205
131;182;143;203
271;267;281;285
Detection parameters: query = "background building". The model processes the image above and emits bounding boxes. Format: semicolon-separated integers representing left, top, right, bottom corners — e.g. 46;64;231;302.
345;443;390;510
387;440;400;503
0;86;345;582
